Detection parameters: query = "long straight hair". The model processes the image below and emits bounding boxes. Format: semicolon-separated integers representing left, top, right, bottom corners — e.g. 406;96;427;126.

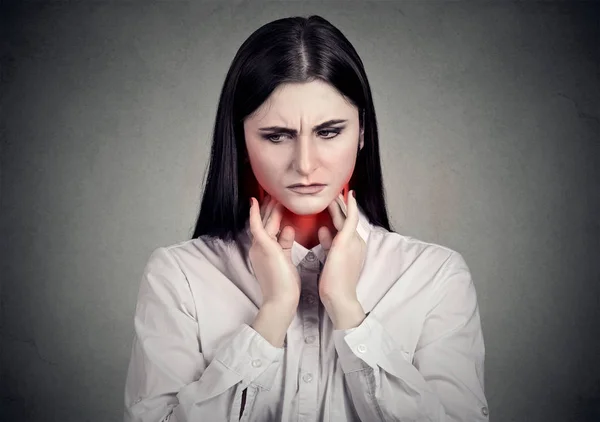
191;15;393;248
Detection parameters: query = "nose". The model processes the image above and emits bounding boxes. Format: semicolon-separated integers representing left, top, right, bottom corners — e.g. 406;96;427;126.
293;137;319;176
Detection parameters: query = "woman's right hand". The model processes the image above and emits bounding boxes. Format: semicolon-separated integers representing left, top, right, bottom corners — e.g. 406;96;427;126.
248;194;301;308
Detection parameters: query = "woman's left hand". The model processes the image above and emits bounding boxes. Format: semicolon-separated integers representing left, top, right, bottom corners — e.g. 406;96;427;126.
318;190;367;328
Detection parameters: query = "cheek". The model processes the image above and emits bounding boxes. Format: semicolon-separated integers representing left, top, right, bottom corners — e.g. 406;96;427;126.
246;137;274;178
248;155;282;192
327;146;359;179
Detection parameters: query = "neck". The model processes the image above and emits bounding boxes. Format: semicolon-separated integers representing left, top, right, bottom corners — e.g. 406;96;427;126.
280;207;338;250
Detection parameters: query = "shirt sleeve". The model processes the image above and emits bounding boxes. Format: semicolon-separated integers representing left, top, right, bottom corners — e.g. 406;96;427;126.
332;251;489;421
123;247;284;422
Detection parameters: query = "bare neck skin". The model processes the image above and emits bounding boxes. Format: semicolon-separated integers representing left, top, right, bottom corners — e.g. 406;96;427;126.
279;207;338;250
268;183;347;250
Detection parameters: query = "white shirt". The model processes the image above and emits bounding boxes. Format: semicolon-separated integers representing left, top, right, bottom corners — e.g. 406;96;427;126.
124;204;489;421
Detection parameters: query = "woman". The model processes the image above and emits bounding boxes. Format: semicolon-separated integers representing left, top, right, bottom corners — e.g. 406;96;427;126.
124;15;489;422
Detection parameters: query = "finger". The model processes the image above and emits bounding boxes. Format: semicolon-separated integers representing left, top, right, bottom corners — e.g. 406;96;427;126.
260;194;272;220
278;225;295;260
328;195;346;231
340;190;359;237
259;194;269;219
249;197;269;243
264;200;283;238
262;196;277;226
336;193;348;218
318;226;333;254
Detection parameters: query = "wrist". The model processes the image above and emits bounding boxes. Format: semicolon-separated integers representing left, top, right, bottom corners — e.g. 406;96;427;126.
252;301;297;348
262;299;297;316
326;299;366;330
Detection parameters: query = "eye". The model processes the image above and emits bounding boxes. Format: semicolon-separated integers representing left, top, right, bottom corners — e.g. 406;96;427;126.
318;129;342;139
263;134;288;143
261;128;342;144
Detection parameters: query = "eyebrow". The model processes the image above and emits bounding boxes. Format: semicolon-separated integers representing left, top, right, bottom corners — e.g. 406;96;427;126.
258;119;348;136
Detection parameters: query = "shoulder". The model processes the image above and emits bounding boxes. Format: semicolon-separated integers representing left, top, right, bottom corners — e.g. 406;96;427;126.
366;226;475;297
144;235;252;288
370;225;463;268
376;232;479;313
148;235;234;272
387;232;474;294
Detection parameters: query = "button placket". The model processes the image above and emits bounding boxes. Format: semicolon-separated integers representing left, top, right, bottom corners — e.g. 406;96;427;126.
302;251;320;273
297;269;320;421
304;335;316;344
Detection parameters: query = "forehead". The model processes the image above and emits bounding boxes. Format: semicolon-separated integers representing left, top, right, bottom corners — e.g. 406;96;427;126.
247;80;356;124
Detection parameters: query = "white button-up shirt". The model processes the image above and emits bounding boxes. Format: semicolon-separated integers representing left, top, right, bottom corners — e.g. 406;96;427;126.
124;204;489;421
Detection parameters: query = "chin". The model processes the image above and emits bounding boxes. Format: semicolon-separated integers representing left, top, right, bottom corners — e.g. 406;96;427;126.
283;196;331;215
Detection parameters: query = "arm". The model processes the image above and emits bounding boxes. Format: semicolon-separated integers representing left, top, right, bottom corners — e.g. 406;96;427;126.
123;247;285;422
332;252;489;421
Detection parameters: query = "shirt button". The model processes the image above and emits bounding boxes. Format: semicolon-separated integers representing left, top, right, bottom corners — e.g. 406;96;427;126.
481;406;489;416
302;373;313;383
134;397;142;404
357;344;367;353
251;359;262;368
306;251;316;261
305;335;316;344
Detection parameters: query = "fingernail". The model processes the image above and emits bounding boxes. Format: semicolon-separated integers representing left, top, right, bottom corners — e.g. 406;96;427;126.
249;198;253;207
352;190;356;198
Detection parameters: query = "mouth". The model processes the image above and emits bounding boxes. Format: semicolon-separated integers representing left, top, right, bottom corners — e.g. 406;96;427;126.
287;184;327;194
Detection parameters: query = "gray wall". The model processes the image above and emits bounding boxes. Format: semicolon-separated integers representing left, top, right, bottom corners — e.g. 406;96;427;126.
1;1;598;421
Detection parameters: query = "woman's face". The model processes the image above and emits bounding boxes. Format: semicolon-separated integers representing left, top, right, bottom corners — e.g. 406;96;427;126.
243;80;364;215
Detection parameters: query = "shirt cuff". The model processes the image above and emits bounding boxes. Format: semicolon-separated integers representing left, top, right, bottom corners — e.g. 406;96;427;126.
333;313;409;374
216;323;284;390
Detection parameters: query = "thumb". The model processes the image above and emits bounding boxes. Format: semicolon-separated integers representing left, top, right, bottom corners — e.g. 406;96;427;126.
318;226;333;257
278;226;295;260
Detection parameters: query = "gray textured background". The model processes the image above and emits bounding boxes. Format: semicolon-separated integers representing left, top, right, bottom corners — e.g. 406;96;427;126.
1;1;598;421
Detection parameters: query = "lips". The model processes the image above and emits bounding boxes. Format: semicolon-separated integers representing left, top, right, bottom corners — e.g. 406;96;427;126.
287;183;325;188
288;184;327;194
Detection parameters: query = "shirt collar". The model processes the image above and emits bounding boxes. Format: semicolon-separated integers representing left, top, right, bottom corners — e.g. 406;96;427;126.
240;203;372;274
